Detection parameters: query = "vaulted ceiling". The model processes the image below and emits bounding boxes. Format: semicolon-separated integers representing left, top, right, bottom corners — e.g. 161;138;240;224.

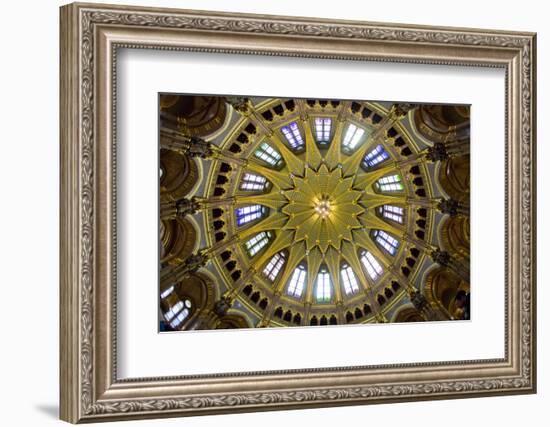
159;96;471;331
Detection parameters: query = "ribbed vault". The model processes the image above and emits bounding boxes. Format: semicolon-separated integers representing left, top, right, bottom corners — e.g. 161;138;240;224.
158;96;471;330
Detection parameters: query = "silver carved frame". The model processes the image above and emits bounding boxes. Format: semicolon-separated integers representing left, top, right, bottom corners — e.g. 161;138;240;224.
59;2;537;423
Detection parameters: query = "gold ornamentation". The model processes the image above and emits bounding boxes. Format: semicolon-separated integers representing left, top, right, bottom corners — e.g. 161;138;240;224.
282;164;364;253
60;5;535;422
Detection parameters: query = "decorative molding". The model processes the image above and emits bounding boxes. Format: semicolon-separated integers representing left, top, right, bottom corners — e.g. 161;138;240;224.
84;10;531;49
87;376;530;416
79;8;96;414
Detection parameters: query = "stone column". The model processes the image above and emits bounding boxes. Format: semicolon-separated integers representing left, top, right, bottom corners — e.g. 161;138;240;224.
437;198;470;216
195;196;236;210
203;235;240;258
160;197;200;221
407;288;449;321
160;253;208;288
225;96;251;114
160;197;235;221
430;248;470;283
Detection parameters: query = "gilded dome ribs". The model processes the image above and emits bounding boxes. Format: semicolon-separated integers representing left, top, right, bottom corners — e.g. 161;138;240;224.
274;242;306;293
363;211;404;237
340;242;372;292
267;134;304;176
280;165;364;253
156;97;471;330
353;164;396;188
252;231;294;270
236;192;287;210
237;213;287;241
303;121;324;169
246;161;293;189
351;230;391;269
158;93;476;333
324;249;343;303
305;248;324;304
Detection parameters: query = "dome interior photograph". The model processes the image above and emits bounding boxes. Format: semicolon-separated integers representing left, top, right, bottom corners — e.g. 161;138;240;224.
158;95;470;332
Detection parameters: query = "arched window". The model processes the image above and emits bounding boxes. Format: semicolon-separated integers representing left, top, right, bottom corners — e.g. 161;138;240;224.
340;263;359;295
281;122;304;150
235;205;266;226
254;142;282;166
314;118;332;145
362;144;390;168
164;299;192;329
263;252;286;281
342;123;365;151
372;230;400;255
360;250;384;280
245;231;271;257
287;265;306;298
375;174;404;192
240;172;268;191
316;267;332;302
160;285;174;299
379;205;404;223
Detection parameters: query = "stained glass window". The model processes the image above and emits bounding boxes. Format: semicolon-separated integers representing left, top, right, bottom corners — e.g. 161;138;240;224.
254;142;282;166
314;118;332;145
360;251;384;280
163;299;192;329
164;301;183;321
240;173;268;191
373;230;400;255
362;144;390;168
245;231;272;257
379;205;404;223
287;265;306;298
281;122;304;150
160;285;174;300
263;252;286;281
316;268;332;302
235;205;266;226
341;264;359;295
375;174;404;192
342;123;365;151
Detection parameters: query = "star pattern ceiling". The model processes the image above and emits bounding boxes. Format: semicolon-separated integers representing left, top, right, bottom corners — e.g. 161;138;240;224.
202;99;433;324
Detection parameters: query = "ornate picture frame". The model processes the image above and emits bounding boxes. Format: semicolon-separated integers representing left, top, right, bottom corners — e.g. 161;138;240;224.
60;2;536;423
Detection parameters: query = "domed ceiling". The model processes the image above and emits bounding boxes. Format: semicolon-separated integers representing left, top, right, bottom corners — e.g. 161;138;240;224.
159;96;471;331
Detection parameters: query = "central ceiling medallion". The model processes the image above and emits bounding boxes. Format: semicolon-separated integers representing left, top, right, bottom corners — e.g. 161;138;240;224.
282;164;364;254
314;195;331;219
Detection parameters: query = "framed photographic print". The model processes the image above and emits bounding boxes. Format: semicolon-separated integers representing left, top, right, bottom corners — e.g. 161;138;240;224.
60;2;537;423
157;94;471;332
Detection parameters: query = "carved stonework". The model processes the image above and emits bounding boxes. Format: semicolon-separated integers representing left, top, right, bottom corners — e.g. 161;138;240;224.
409;289;429;311
425;142;449;162
225;96;251;113
184;136;214;158
213;296;233;317
176;197;199;216
431;248;451;267
393;103;417;118
437;198;459;216
183;253;208;274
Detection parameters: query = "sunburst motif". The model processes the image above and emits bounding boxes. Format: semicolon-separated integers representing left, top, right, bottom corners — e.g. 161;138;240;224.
211;101;429;321
282;164;364;253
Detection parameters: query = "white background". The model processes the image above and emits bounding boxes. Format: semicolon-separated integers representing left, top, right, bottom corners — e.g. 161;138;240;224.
0;0;546;426
118;50;504;377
